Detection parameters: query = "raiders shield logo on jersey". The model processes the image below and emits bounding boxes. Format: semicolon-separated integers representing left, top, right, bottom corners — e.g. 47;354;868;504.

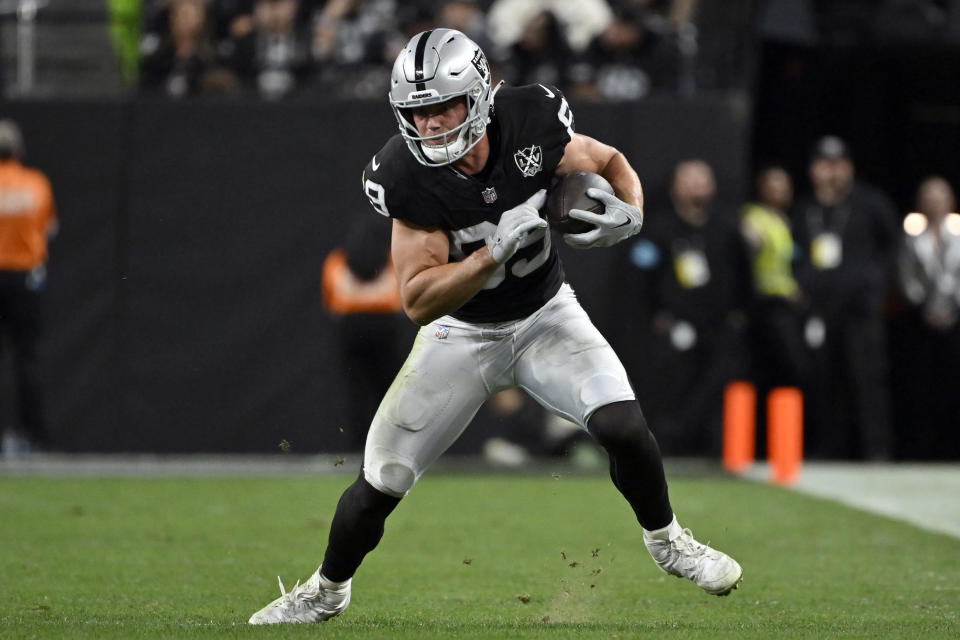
514;145;542;177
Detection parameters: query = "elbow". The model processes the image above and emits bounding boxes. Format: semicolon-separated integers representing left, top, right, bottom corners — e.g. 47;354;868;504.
405;306;433;327
402;297;437;326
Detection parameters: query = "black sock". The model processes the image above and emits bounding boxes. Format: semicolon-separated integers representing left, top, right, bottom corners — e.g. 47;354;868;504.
320;473;401;582
587;400;674;530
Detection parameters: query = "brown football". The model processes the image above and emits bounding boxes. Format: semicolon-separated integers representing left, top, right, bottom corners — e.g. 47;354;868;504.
543;171;615;234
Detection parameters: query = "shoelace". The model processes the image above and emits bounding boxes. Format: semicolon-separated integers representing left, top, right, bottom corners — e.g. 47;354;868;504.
276;576;314;606
673;529;727;568
673;529;707;554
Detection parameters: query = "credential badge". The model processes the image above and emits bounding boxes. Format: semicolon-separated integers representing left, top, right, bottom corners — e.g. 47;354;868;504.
514;145;542;177
481;186;498;204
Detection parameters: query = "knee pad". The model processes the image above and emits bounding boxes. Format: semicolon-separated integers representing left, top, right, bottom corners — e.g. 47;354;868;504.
364;457;418;498
587;400;649;451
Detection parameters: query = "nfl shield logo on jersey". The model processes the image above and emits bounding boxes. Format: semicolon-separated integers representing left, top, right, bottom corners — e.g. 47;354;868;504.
481;187;498;204
514;145;542;177
435;326;450;339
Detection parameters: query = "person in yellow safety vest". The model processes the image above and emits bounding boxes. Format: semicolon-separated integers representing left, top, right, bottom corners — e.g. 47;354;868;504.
0;119;57;454
741;168;799;301
739;166;811;390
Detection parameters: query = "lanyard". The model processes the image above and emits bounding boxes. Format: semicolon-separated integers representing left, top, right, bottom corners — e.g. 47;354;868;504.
805;201;852;239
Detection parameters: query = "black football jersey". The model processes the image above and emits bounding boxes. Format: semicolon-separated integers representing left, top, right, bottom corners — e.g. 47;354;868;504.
362;84;576;323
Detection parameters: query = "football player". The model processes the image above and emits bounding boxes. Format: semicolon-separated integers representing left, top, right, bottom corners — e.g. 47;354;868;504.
249;28;742;624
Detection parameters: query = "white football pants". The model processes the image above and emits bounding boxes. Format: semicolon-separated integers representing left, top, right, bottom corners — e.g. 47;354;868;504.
363;283;635;497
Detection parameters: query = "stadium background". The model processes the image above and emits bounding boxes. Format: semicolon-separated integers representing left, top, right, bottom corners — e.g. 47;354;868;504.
0;0;958;456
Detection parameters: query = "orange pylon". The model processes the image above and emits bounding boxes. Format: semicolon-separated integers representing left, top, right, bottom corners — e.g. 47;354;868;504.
767;386;803;485
722;381;756;472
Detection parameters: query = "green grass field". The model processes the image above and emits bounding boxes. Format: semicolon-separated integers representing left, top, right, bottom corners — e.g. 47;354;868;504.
1;470;958;639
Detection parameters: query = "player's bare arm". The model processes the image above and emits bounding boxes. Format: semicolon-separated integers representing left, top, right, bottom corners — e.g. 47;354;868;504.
391;218;499;326
558;133;643;210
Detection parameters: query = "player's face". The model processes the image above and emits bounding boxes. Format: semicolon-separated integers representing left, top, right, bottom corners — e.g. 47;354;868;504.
411;98;468;146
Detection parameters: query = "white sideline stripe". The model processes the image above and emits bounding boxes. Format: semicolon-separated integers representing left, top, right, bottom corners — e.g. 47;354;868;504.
0;454;360;476
0;453;612;477
743;462;960;540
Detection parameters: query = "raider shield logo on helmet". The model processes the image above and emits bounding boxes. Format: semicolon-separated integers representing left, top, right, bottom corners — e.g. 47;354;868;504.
471;49;489;77
514;145;543;177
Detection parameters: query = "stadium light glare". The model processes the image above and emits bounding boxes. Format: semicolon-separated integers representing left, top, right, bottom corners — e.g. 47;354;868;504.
903;212;928;236
945;213;960;235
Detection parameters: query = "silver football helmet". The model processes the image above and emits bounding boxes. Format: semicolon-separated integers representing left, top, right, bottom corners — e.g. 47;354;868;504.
389;28;495;167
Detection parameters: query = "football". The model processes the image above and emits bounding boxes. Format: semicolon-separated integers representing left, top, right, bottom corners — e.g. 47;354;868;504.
543;171;615;234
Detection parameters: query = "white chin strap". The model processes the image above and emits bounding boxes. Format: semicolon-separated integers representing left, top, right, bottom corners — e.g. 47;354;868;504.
421;125;470;164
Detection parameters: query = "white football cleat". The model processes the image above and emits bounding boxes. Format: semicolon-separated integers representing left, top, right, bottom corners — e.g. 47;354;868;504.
248;567;351;624
644;517;742;596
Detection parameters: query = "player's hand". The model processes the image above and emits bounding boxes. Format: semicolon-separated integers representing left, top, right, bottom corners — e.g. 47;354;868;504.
564;188;643;249
486;189;549;264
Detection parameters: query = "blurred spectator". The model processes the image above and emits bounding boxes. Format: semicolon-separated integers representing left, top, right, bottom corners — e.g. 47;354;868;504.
739;165;810;390
621;159;748;455
893;176;960;458
487;0;613;55
309;0;409;98
492;10;579;89
899;176;960;330
109;0;144;84
321;216;409;449
0;120;56;454
211;0;255;42
220;0;314;99
579;0;680;100
875;0;952;44
434;0;493;53
791;135;899;460
140;0;239;97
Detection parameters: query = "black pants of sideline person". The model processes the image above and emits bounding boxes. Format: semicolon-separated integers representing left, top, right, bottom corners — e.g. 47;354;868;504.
0;269;48;446
642;325;749;457
334;312;412;451
805;307;893;461
889;308;960;460
749;297;813;390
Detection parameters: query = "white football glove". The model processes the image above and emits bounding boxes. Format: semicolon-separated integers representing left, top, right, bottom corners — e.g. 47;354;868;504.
486;189;549;264
564;188;644;249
